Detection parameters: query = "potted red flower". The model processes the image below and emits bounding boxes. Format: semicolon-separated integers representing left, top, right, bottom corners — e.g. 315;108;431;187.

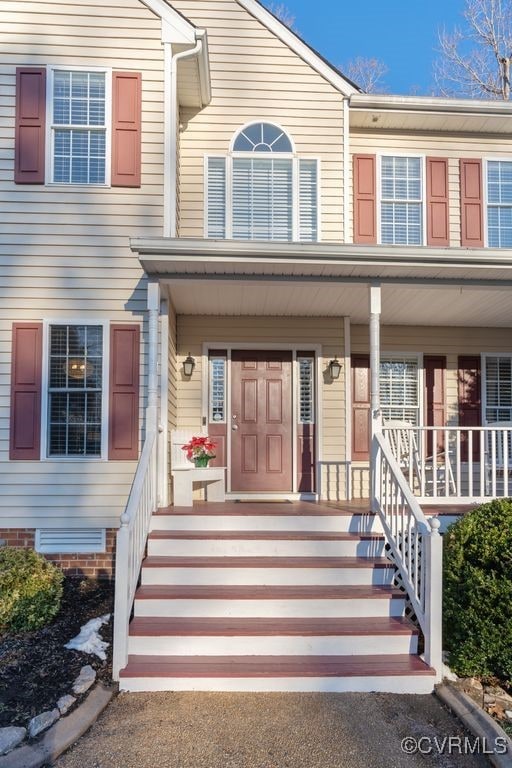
181;436;217;467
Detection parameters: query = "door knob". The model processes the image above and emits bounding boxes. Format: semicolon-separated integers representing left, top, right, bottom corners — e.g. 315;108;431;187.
232;424;238;431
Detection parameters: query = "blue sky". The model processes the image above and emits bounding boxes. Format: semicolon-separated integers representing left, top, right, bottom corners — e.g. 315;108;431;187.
283;0;467;94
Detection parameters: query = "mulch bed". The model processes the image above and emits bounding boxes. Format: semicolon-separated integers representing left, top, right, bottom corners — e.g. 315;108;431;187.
0;578;114;727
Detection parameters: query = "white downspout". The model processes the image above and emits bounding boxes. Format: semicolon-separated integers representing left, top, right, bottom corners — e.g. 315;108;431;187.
166;39;203;238
343;97;351;244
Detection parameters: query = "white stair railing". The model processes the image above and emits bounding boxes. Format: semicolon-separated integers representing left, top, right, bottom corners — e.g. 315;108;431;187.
372;431;443;677
112;429;158;680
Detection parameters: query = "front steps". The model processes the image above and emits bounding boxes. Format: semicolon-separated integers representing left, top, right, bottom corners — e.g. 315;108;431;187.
119;501;436;693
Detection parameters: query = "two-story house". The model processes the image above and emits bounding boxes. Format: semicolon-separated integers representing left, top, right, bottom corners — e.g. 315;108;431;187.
2;0;512;693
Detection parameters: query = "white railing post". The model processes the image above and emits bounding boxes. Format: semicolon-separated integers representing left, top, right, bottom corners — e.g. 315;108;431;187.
423;517;443;679
112;515;130;680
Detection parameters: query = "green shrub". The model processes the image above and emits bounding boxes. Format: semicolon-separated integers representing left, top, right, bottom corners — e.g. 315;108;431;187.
0;548;64;634
443;498;512;686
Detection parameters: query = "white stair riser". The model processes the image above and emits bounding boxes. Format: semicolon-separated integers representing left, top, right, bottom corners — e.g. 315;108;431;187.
128;634;418;656
134;597;405;618
141;566;395;586
147;539;386;558
120;675;435;694
151;515;383;534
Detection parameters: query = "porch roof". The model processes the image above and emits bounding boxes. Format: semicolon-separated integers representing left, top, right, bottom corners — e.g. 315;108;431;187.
131;238;512;325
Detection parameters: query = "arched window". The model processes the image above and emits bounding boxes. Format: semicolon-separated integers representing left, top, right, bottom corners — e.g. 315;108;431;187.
206;123;318;242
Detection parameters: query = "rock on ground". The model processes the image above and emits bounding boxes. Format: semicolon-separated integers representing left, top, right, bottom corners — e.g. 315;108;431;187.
57;695;77;715
0;726;26;755
72;665;96;695
28;709;60;739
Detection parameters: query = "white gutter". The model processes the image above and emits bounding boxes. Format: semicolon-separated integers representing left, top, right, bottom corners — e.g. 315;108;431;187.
165;38;203;238
350;92;512;116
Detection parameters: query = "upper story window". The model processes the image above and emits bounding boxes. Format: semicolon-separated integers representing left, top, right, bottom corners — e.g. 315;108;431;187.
50;69;108;185
380;156;423;246
487;160;512;247
206;122;318;242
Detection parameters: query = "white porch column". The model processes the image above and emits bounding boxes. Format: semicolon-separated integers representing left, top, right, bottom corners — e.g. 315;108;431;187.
369;283;382;435
158;295;169;507
147;279;160;435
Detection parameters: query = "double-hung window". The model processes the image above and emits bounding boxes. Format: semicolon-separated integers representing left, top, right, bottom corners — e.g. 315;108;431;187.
206;122;318;242
484;356;512;423
47;324;104;457
380;156;423;245
487;160;512;247
50;69;108;185
380;357;420;425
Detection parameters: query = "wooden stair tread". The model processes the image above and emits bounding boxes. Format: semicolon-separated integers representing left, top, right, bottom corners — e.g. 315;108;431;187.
135;584;403;600
155;501;372;517
148;530;384;541
120;654;435;678
129;616;417;636
142;555;393;569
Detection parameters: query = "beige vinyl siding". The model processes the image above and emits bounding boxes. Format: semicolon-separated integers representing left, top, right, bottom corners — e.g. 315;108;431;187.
173;0;345;243
350;324;512;497
174;315;347;500
350;130;512;247
0;0;165;528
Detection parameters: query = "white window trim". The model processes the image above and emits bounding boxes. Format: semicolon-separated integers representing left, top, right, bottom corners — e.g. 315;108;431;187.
377;153;427;247
204;121;321;243
482;352;512;425
483;157;512;248
40;319;110;461
45;64;112;188
379;352;423;426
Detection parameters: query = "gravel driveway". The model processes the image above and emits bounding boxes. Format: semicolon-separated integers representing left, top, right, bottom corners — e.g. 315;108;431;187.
52;691;494;768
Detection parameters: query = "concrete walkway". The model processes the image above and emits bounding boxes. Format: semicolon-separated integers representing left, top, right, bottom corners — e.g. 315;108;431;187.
53;691;492;768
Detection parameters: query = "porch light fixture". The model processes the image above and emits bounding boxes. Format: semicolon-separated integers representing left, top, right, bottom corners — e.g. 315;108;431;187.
328;358;342;380
183;354;196;377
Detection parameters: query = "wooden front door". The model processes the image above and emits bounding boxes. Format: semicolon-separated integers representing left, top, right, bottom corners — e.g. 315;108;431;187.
231;350;293;492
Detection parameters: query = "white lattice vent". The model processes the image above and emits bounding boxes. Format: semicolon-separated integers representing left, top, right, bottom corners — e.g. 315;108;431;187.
35;528;106;554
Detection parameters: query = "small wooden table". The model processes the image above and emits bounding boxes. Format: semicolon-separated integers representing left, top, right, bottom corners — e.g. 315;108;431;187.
171;467;226;507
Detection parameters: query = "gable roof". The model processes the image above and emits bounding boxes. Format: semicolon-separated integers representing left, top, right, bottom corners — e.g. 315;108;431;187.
236;0;361;96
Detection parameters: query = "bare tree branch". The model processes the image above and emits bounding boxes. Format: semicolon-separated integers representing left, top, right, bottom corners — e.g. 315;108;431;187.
434;0;512;99
343;57;389;93
264;3;299;33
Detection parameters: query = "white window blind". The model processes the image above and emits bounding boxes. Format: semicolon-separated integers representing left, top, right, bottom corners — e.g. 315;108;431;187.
232;157;293;241
485;357;512;422
206;157;226;238
381;156;422;245
487;161;512;248
299;159;318;242
380;358;420;425
209;357;226;423
298;357;314;424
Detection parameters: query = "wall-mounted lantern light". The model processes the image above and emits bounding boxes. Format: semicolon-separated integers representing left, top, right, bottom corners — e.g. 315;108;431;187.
183;354;196;377
328;358;342;380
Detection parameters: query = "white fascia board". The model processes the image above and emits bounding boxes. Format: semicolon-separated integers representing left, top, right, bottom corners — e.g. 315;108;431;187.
140;0;196;43
236;0;359;96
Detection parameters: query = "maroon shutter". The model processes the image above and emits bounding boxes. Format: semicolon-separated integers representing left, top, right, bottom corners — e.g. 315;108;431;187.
424;355;446;455
111;72;141;187
460;159;484;247
353;154;377;244
10;323;43;459
108;324;140;460
352;354;370;461
15;68;46;184
426;158;449;246
458;355;481;461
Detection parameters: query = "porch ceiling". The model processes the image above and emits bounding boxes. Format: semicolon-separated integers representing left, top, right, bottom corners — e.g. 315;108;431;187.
132;238;512;326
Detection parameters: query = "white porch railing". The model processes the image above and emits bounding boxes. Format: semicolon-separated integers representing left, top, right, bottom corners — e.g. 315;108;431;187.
112;429;158;680
383;424;512;503
372;431;443;676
